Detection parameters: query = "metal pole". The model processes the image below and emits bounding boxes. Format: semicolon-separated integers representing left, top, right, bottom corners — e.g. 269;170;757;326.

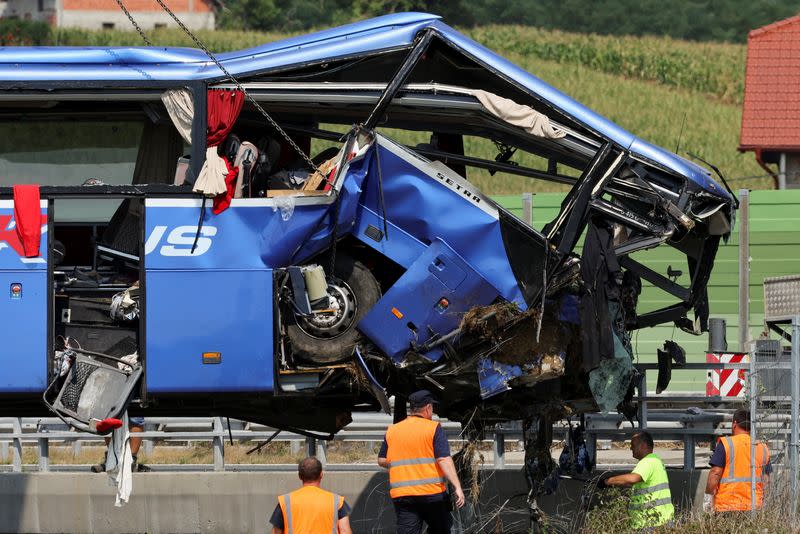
38;438;49;473
683;435;694;471
12;418;22;473
212;416;225;472
638;373;648;429
316;441;327;466
493;430;505;469
791;315;800;519
738;189;750;352
306;437;316;458
750;344;757;515
522;192;533;227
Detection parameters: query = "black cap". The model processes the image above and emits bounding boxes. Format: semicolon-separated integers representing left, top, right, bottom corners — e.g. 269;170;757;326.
408;390;438;408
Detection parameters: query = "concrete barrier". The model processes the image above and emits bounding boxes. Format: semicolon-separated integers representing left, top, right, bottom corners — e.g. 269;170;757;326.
0;469;708;533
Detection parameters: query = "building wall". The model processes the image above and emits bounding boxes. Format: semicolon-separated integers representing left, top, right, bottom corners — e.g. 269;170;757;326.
0;0;57;23
59;9;214;30
782;152;800;189
0;0;215;30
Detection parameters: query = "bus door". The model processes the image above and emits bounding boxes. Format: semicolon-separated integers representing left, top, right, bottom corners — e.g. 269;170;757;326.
143;198;274;394
0;198;49;393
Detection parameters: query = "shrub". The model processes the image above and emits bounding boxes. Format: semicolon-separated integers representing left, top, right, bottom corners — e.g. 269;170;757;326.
0;19;51;45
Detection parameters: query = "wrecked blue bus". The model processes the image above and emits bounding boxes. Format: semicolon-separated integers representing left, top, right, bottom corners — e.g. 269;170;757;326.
0;12;734;519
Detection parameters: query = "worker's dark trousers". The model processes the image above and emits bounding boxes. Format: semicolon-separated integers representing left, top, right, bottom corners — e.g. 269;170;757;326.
393;497;452;534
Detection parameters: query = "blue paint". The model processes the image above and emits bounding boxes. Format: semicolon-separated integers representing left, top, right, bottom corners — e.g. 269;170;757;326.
145;269;274;393
358;238;499;362
478;358;521;399
0;205;48;393
145;202;275;393
359;139;526;305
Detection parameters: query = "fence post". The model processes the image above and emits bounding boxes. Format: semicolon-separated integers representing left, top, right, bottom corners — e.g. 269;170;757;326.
522;192;533;226
493;430;505;469
12;418;22;473
213;417;225;472
306;437;316;458
637;373;648;430
738;189;750;352
143;421;155;456
1;441;8;462
316;441;327;465
38;438;49;472
791;315;800;519
682;435;694;471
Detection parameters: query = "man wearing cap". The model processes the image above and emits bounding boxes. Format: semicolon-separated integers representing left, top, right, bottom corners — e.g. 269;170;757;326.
705;408;771;513
378;390;465;534
271;456;352;534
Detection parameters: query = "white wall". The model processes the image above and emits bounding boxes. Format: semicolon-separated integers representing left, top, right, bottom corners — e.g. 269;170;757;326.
0;0;57;22
59;10;214;30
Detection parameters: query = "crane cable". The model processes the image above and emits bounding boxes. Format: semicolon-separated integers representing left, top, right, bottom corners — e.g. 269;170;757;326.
114;0;320;175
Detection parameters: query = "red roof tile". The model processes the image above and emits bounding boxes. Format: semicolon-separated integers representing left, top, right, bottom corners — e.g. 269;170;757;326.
740;16;800;151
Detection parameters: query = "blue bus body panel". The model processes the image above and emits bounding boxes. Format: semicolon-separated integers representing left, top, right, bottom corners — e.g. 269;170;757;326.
356;138;526;306
145;200;277;393
145;269;273;393
358;239;500;362
0;201;48;393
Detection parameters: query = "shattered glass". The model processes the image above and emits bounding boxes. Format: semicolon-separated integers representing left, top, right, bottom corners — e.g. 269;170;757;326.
588;302;634;412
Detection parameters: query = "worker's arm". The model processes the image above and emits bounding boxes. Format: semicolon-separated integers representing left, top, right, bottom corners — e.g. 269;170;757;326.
337;516;352;534
604;473;643;487
705;466;723;495
436;456;465;508
271;528;282;534
377;437;389;469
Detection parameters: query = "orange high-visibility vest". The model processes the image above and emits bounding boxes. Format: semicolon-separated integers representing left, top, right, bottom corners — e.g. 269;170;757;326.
278;485;344;534
385;415;447;499
715;434;770;512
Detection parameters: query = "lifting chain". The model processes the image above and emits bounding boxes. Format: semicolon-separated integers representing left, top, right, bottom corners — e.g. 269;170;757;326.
113;0;151;45
114;0;320;174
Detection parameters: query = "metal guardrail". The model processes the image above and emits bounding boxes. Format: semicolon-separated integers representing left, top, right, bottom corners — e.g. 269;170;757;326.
0;414;519;473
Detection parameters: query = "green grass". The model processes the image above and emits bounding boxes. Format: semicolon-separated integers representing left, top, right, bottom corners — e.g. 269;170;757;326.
45;25;767;195
466;26;747;104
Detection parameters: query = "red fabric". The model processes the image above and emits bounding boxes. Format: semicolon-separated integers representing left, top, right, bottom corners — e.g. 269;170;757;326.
206;89;244;214
740;15;800;150
212;158;239;214
95;418;123;434
206;90;244;147
12;184;42;257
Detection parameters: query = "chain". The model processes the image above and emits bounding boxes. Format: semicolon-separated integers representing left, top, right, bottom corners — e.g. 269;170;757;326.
114;0;152;46
150;0;320;174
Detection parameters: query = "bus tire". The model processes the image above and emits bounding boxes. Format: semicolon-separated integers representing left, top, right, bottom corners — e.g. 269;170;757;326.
287;254;381;365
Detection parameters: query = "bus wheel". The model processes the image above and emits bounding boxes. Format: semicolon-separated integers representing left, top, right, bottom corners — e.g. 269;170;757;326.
287;254;381;365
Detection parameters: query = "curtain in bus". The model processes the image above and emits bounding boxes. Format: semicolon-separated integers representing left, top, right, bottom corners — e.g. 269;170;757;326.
207;89;244;147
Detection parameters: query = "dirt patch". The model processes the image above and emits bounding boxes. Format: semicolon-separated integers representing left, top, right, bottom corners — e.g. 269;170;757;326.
461;303;565;376
460;302;520;341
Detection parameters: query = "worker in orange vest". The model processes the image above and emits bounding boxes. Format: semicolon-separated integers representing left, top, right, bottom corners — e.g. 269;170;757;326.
378;390;465;534
705;408;771;512
270;457;352;534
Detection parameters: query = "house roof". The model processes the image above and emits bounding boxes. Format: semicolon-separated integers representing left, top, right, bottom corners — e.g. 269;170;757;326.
740;15;800;151
0;12;726;199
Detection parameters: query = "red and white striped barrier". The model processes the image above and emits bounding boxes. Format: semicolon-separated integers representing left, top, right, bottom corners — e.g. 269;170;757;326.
706;352;748;397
